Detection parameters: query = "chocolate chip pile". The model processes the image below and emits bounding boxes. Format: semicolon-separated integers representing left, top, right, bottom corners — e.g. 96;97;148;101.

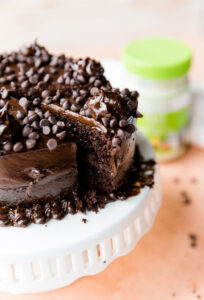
0;42;140;155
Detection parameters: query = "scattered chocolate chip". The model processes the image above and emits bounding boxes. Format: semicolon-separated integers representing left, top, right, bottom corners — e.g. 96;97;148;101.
56;131;66;140
13;142;23;152
41;90;49;98
70;104;80;112
26;139;36;150
43;74;50;83
45;96;52;104
28;111;38;122
42;126;51;135
189;233;197;247
101;117;109;127
47;138;57;151
110;119;117;128
82;218;87;224
39;119;49;127
21;80;29;88
90;87;99;96
119;119;127;128
112;137;121;147
33;97;41;106
117;129;124;138
28;132;39;139
57;121;65;128
1;88;9;99
3;142;12;152
181;191;191;205
16;110;25;120
52;124;58;134
125;124;135;133
48;115;56;125
31;120;40;130
173;177;180;184
22;125;33;137
0;100;5;107
19;97;31;111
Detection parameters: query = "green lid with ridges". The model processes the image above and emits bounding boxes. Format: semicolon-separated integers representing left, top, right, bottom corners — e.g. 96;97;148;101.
122;37;192;79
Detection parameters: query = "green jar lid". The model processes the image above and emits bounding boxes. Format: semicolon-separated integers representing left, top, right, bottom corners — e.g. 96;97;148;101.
122;37;192;79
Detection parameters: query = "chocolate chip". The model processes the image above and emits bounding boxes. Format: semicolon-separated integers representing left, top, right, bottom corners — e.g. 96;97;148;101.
112;137;121;147
70;104;80;112
57;121;65;128
45;96;52;104
62;101;69;110
48;115;56;125
1;88;9;99
101;117;109;127
44;110;51;119
90;87;99;96
40;119;49;127
22;125;33;137
3;142;12;152
33;97;41;106
22;117;29;125
47;138;57;151
31;121;40;130
19;97;31;111
0;100;5;107
35;58;42;68
21;80;29;89
13;142;23;152
94;79;102;87
119;119;127;128
43;74;50;83
52;124;58;134
16;110;25;119
28;111;38;122
121;88;129;97
75;96;83;105
126;124;135;133
29;74;39;85
41;90;49;98
110;119;117;128
28;132;39;139
57;76;64;84
127;100;136;111
117;129;124;138
26;68;34;77
26;139;36;150
42;126;51;135
56;131;66;140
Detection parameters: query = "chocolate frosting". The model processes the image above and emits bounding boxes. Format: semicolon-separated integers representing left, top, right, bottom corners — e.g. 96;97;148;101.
0;143;77;205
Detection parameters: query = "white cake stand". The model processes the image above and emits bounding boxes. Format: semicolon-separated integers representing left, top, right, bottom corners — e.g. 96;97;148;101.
0;131;161;294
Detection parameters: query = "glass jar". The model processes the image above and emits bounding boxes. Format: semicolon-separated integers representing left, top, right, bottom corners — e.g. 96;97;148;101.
122;37;192;162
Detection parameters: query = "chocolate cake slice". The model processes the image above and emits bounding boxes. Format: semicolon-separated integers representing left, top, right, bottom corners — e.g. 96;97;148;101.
0;42;140;226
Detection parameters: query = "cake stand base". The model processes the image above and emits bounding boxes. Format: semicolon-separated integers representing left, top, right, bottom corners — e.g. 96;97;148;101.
0;131;161;294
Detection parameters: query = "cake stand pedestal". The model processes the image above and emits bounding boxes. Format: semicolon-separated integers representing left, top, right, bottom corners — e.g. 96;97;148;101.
0;131;161;294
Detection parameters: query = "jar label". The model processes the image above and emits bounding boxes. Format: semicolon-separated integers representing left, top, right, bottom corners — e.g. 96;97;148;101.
138;107;189;155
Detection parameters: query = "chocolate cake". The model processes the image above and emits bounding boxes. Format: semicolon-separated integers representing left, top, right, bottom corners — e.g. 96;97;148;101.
0;42;142;227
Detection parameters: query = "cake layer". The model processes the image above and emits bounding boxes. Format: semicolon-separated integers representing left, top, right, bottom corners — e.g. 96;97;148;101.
0;142;78;206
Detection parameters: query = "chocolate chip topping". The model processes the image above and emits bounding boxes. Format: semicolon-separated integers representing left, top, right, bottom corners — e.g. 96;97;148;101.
0;41;139;154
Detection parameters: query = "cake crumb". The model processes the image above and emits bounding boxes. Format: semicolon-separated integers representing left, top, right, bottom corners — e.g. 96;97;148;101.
191;177;198;184
172;292;176;297
181;191;191;205
173;177;180;184
82;218;87;224
103;260;106;263
189;233;197;248
197;295;202;299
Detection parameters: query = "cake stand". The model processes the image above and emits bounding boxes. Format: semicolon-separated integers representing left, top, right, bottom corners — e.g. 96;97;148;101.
0;131;161;294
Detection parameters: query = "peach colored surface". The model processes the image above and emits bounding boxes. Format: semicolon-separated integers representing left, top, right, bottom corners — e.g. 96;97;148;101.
0;146;203;299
